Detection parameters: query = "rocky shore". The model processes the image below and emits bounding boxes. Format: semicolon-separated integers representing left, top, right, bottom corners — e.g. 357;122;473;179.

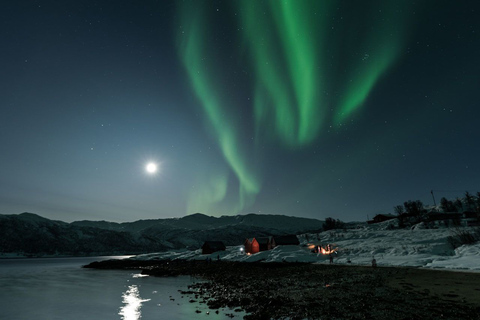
84;259;480;319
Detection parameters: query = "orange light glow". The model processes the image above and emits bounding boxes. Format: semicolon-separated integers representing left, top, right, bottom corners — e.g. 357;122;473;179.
320;247;337;255
316;244;337;255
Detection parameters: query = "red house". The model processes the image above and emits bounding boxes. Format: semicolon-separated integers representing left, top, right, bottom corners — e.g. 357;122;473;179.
244;238;260;254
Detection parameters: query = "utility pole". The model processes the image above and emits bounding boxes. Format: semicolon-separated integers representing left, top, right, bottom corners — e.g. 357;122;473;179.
431;190;436;207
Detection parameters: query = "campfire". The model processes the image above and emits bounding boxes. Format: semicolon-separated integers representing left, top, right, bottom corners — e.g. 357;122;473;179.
309;244;337;255
320;244;337;255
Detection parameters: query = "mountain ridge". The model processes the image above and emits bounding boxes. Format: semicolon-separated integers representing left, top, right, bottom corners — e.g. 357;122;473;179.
71;212;324;233
0;212;325;257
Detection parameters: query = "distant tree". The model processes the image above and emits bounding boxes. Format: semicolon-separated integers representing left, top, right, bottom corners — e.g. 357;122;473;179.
440;197;448;212
476;192;480;216
336;219;345;230
323;217;336;231
394;205;405;215
454;198;464;212
403;200;424;216
394;205;406;228
465;191;475;211
403;200;426;223
322;217;344;231
440;197;457;213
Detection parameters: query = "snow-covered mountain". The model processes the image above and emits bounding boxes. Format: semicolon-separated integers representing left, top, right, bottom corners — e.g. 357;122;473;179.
0;212;324;257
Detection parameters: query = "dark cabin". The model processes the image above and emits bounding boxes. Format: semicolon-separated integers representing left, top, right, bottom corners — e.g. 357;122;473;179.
427;212;463;222
367;214;396;224
201;241;226;254
463;211;479;219
464;211;480;226
256;237;275;251
272;235;299;246
244;238;260;254
467;220;480;226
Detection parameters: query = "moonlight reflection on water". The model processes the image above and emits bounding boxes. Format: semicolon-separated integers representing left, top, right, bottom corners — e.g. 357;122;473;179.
119;285;151;320
0;258;243;320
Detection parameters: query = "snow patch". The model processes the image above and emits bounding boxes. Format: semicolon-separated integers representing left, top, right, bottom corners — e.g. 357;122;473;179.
133;225;480;272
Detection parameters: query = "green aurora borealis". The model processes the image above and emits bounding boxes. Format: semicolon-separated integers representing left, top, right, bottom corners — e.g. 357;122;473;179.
179;0;415;213
2;0;479;222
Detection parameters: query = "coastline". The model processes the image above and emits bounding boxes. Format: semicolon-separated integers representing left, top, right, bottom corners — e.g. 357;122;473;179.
84;259;480;319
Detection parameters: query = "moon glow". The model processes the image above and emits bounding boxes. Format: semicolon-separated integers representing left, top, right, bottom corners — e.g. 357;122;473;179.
145;162;158;174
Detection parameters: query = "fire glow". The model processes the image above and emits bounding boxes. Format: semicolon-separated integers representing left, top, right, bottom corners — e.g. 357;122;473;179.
309;244;338;255
320;246;337;255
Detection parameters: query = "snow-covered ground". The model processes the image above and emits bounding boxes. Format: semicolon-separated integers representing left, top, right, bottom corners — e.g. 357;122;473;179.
133;220;480;272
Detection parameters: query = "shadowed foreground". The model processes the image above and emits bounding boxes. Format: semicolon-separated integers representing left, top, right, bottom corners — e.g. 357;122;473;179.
84;260;480;319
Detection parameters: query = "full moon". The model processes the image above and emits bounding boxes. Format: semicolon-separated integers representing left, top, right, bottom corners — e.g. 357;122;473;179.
145;162;158;174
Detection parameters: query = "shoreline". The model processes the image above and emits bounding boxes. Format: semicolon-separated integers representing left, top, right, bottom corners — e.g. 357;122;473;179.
323;262;480;274
84;259;480;319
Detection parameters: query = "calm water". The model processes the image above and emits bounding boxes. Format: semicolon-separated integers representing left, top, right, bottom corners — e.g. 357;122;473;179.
0;257;243;320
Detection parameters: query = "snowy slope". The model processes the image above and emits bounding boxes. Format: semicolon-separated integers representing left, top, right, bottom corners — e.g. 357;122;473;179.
133;220;480;272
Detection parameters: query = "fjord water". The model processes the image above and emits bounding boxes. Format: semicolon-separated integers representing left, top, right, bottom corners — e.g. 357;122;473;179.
0;257;238;320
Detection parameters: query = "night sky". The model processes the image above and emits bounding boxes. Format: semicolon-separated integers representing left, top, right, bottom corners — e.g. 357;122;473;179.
1;1;479;222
